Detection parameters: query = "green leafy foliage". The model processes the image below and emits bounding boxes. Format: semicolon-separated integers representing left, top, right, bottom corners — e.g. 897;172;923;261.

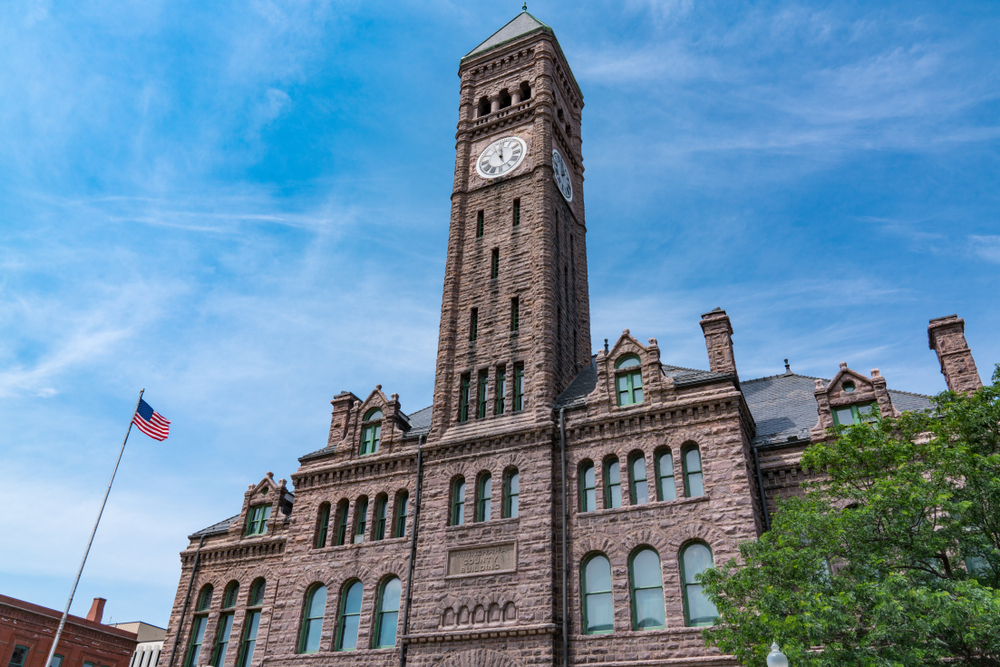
701;368;1000;667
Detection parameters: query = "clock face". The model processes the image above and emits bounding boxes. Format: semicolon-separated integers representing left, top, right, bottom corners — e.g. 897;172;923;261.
552;149;573;202
476;136;527;179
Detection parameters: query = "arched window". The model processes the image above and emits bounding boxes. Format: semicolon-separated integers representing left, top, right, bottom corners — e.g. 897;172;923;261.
237;579;265;667
655;449;675;501
197;584;213;611
579;461;596;512
354;497;369;543
476;473;492;522
519;81;531;101
628;453;649;505
680;542;718;626
336;581;363;651
478;97;490;117
616;355;643;406
212;583;239;667
394;491;409;538
374;494;388;540
315;502;330;548
604;457;621;509
186;585;213;667
360;409;382;455
499;88;512;109
334;500;349;546
503;468;519;518
451;477;466;526
299;584;326;653
374;577;401;648
682;445;704;497
629;548;665;630
582;554;613;634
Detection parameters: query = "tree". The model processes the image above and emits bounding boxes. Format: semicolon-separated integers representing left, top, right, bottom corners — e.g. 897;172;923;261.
701;369;1000;667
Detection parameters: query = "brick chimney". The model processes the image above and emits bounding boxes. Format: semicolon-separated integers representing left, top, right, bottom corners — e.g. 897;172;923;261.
700;308;738;380
86;597;106;624
928;315;982;394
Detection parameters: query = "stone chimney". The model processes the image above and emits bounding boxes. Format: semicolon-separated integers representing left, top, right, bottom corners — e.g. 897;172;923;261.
86;597;106;624
700;308;738;379
928;315;982;394
327;391;359;447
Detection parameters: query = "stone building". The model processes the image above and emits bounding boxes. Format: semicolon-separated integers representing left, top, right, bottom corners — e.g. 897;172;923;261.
161;11;985;667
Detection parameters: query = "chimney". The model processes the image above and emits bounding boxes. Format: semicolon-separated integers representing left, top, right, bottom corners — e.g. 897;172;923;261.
700;308;738;380
86;597;106;624
928;315;982;394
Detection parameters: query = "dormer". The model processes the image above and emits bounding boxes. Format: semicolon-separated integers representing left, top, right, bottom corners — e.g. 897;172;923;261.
229;471;293;540
345;385;411;459
811;363;898;439
589;330;671;413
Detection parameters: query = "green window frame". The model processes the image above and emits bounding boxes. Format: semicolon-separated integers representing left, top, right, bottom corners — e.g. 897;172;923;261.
374;495;388;540
580;462;596;512
394;491;409;538
495;366;506;415
503;469;519;519
249;578;266;606
477;370;488;419
237;578;264;667
682;445;704;497
245;505;271;536
629;548;665;630
470;308;478;341
476;473;492;522
490;248;499;279
48;656;63;667
8;646;28;667
513;363;525;411
336;581;363;651
196;584;214;611
476;210;484;237
354;497;368;543
299;585;326;654
374;577;402;649
212;612;235;667
629;453;649;505
510;297;520;331
512;198;520;226
680;542;718;627
451;477;466;526
655;449;676;501
315;503;330;548
334;500;349;546
360;409;382;455
223;581;239;608
615;356;643;406
582;554;613;634
185;616;208;667
604;457;622;509
832;401;877;426
459;374;470;422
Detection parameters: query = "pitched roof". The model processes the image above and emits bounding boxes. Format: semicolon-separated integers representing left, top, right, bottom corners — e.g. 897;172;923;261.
189;515;237;539
464;11;552;60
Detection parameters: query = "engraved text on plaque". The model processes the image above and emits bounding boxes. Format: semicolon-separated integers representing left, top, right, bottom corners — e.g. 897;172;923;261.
447;543;517;577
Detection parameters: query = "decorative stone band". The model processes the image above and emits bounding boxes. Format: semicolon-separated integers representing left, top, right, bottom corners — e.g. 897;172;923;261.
403;622;557;644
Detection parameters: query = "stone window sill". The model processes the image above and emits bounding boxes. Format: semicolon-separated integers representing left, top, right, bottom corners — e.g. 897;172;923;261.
576;495;709;518
445;516;520;533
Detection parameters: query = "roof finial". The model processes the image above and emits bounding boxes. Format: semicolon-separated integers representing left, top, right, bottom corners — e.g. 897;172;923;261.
784;358;791;374
522;2;527;11
604;338;609;353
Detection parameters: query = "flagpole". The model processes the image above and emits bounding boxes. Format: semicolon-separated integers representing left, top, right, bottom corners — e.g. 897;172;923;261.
44;389;145;667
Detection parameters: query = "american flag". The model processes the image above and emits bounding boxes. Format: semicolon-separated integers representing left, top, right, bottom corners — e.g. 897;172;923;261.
132;398;170;441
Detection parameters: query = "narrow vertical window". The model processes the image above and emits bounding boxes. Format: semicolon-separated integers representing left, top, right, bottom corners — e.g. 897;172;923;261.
354;497;368;543
604;457;622;509
459;374;470;422
630;548;665;629
476;473;492;522
490;248;499;279
334;500;349;546
299;585;326;653
336;581;363;651
503;469;519;518
495;365;507;415
394;491;409;538
451;477;466;526
374;495;388;540
186;586;213;667
512;198;520;226
375;577;402;648
360;409;382;455
238;579;265;667
514;362;525;411
582;555;613;634
8;648;28;667
580;462;596;512
476;210;484;237
682;445;705;497
615;356;644;406
510;297;520;331
49;657;63;667
477;370;488;418
469;308;478;342
629;453;649;505
212;583;239;667
315;503;330;548
655;449;676;501
680;543;718;626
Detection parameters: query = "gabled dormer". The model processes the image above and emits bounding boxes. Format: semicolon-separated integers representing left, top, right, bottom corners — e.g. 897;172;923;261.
588;330;672;413
347;385;411;458
811;363;898;439
228;471;293;540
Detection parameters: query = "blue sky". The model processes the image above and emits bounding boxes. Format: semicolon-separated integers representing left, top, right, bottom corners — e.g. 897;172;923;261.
1;0;997;627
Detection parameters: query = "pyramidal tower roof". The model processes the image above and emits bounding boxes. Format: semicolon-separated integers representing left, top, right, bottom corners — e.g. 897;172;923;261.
463;9;553;60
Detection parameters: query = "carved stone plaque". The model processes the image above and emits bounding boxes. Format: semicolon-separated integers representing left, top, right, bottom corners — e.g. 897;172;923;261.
447;543;517;577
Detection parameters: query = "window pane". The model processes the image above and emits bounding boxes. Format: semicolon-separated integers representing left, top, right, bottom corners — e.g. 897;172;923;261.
584;555;613;634
49;657;63;667
607;461;621;508
683;543;713;581
9;647;28;667
586;555;612;591
616;356;640;369
685;583;716;625
633;387;643;403
634;588;665;629
632;549;661;588
340;616;359;650
858;403;877;422
585;592;613;633
345;582;363;613
684;448;702;473
657;452;675;501
687;472;704;497
377;578;402;647
631;457;648;505
309;586;327;617
239;612;260;667
834;407;855;425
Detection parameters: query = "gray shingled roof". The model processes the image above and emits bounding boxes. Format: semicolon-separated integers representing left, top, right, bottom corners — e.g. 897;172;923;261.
464;11;551;59
298;404;433;462
189;515;237;540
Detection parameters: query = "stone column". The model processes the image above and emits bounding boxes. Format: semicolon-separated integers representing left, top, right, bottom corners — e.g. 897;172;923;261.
928;315;982;394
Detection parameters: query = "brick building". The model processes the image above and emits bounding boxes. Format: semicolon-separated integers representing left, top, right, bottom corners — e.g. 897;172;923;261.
161;11;985;667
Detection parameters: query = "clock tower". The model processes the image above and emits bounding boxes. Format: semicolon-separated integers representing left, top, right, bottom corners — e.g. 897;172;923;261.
430;9;590;441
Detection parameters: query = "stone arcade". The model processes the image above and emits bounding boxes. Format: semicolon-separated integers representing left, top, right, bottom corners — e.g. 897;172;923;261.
161;11;986;667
